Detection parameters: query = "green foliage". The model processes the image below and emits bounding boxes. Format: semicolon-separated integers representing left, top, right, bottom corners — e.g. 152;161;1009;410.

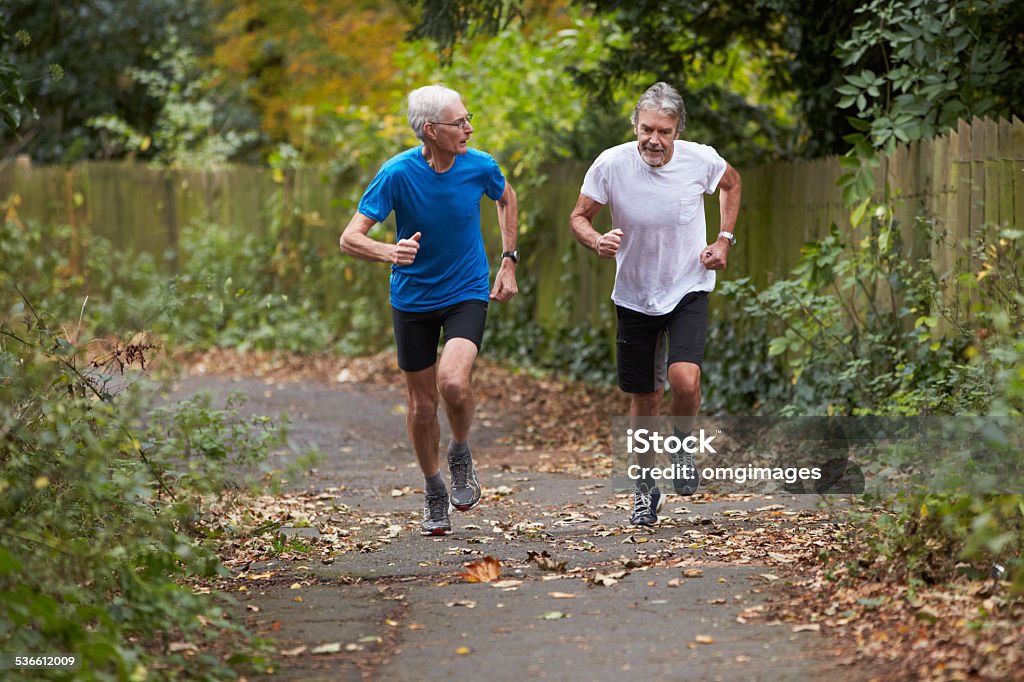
0;305;276;679
88;30;260;167
719;218;1024;417
485;271;617;383
851;494;1024;593
403;0;524;62
0;16;32;131
1;0;218;162
701;315;790;415
836;0;1018;205
837;0;1011;151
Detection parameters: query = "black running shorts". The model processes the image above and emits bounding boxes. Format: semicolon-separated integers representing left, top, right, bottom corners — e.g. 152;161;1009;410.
615;291;709;394
391;299;488;372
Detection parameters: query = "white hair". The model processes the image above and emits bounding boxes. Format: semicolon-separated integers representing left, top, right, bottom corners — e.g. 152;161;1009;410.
407;85;462;142
631;82;686;134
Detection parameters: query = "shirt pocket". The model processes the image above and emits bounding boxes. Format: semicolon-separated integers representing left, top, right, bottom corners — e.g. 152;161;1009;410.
677;195;701;225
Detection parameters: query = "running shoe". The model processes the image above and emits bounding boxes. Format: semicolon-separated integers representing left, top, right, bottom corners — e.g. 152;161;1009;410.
421;489;452;536
448;447;482;511
671;450;701;496
630;485;664;526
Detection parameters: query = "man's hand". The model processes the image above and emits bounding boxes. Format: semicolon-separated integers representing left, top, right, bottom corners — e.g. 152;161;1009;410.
490;259;518;302
596;228;624;259
700;237;730;270
392;232;421;265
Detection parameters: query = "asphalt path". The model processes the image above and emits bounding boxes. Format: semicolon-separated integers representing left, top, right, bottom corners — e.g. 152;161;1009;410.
171;372;876;682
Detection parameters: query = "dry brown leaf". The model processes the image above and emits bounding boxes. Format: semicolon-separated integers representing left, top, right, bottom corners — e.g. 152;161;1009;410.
695;635;716;644
548;592;576;599
527;550;568;573
461;556;502;583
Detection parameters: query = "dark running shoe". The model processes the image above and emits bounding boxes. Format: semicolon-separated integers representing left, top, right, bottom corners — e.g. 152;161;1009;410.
630;486;664;526
671;450;701;496
421;490;452;536
448;447;482;512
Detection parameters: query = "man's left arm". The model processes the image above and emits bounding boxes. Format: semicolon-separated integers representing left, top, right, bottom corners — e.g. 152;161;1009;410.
700;163;741;271
490;180;519;301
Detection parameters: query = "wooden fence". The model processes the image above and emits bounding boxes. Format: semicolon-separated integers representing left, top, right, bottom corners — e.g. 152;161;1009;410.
1;116;1021;332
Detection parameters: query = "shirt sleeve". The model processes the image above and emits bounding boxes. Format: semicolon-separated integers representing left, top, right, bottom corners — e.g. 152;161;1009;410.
484;155;506;201
703;146;728;194
580;155;608;204
357;165;394;223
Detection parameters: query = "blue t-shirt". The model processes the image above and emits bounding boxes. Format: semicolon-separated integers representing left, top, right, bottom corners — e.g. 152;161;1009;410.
357;147;506;312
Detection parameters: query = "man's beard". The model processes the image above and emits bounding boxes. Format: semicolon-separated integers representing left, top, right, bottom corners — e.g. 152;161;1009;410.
639;143;668;167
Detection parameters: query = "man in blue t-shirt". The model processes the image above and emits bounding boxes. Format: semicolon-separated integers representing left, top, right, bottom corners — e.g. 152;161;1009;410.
340;84;519;537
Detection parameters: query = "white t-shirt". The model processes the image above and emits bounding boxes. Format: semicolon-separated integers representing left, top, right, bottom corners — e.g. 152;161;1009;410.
581;140;727;315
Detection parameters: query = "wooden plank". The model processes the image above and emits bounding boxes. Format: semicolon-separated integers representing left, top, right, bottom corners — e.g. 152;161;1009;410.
953;119;973;325
971;116;987;240
932;130;952;285
998;118;1013;231
984;117;1000;229
1013;116;1024;233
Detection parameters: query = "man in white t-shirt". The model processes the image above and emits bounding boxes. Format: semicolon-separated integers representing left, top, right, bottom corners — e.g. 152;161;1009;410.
569;82;742;526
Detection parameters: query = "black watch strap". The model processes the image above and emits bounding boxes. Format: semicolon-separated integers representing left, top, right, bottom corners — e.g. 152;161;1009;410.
502;250;520;263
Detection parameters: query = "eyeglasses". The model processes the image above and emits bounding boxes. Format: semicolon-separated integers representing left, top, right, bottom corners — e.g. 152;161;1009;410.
429;113;474;129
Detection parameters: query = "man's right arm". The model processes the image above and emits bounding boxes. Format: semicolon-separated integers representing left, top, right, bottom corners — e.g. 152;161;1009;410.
570;193;620;259
340;212;420;265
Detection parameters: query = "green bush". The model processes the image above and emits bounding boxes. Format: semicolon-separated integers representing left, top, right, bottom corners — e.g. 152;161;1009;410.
0;305;283;678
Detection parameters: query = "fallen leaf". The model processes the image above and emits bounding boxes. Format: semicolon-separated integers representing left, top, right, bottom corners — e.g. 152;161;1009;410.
548;592;576;599
168;642;198;653
311;642;342;654
792;624;821;633
445;600;478;608
490;579;524;589
695;635;716;644
683;569;703;578
280;646;307;657
541;611;568;620
455;646;471;655
461;556;502;583
527;550;568;573
590;570;628;587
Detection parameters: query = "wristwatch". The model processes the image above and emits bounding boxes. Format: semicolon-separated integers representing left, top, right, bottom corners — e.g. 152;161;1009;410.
502;250;520;263
718;231;736;246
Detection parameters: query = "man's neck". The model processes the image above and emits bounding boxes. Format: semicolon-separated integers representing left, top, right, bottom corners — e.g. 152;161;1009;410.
422;144;455;173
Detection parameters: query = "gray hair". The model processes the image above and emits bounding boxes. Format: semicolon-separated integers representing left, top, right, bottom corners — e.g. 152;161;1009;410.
631;82;686;134
407;85;462;142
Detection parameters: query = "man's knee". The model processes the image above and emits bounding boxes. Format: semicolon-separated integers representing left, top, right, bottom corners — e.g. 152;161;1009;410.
438;372;472;406
631;390;663;413
668;364;701;398
407;388;439;424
